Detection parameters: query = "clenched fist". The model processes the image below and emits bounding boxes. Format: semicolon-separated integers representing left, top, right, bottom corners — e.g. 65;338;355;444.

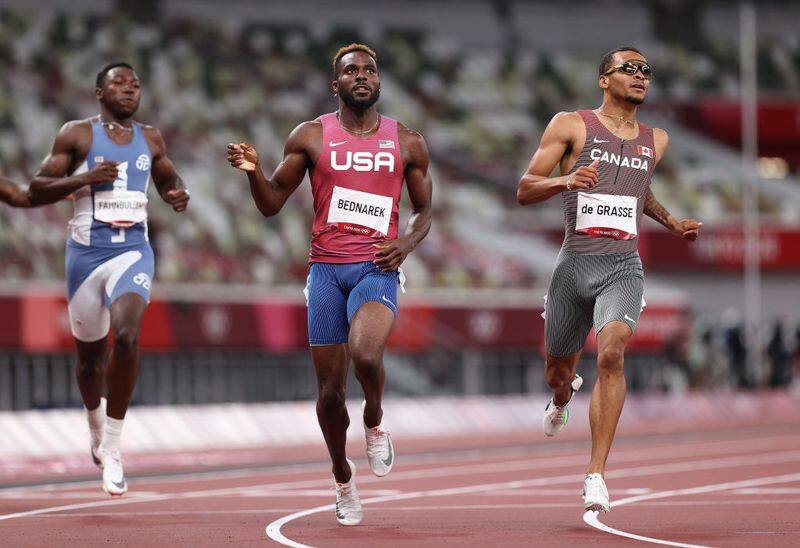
227;143;259;172
675;219;702;241
165;188;190;212
85;161;120;185
565;159;599;191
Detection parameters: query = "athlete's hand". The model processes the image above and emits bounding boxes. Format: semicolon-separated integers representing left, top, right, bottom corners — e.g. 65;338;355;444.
674;218;702;241
165;188;190;212
227;143;259;172
564;159;599;191
373;238;413;272
84;161;120;185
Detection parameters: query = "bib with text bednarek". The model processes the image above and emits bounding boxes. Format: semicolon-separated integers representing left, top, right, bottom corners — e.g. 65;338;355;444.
327;185;393;237
575;192;638;240
93;190;148;228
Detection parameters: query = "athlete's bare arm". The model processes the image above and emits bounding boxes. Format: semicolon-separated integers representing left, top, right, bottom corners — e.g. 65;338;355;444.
227;121;319;218
517;112;598;206
28;121;119;205
0;177;32;207
373;126;433;272
142;126;189;212
645;128;702;241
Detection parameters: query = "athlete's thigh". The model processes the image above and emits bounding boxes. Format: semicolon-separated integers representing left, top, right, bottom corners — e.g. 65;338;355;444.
594;254;644;336
105;244;154;308
306;263;349;346
346;263;399;324
311;344;349;387
109;293;148;337
66;243;111;343
545;253;593;357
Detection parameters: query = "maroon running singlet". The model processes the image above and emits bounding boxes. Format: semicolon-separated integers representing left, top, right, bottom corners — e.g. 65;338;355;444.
309;112;405;263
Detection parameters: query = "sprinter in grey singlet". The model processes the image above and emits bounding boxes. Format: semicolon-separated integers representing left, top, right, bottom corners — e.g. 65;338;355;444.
517;46;702;512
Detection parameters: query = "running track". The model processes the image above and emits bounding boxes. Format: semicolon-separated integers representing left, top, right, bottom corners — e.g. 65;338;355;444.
1;422;799;547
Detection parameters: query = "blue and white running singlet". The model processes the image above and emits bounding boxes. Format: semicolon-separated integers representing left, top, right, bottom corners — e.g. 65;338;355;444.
66;120;155;342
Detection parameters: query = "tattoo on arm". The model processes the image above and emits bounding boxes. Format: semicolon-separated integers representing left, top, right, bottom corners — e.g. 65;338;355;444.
643;189;675;230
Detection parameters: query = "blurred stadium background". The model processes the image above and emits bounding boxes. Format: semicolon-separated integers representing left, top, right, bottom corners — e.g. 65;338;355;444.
0;0;798;466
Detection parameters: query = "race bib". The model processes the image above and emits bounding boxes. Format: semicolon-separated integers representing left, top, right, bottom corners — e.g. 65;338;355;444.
93;190;148;228
575;192;637;240
327;185;393;237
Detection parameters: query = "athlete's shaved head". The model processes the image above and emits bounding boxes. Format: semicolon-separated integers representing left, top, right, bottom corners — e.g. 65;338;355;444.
96;62;135;88
332;43;378;76
599;46;644;76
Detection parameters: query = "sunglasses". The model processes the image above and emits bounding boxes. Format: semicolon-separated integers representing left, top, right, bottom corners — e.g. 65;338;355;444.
604;61;653;79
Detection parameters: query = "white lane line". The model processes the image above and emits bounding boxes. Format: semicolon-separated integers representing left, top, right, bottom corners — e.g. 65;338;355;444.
33;499;800;518
266;449;800;547
733;487;800;494
0;442;684;522
3;430;795;496
583;472;800;547
583;511;712;548
4;440;782;521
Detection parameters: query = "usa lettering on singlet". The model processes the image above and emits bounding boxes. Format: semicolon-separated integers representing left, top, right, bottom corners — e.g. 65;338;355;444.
308;113;404;263
69;121;152;247
561;110;656;254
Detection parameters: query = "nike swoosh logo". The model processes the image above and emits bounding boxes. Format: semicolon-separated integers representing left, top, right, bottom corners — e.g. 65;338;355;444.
381;295;395;309
624;314;637;325
593;137;609;143
382;436;394;467
112;479;126;489
329;140;347;147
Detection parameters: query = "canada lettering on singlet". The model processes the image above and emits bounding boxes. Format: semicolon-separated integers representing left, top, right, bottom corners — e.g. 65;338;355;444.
589;148;649;171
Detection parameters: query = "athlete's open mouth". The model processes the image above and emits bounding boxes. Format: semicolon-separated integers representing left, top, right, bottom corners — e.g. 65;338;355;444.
353;85;371;93
630;83;645;91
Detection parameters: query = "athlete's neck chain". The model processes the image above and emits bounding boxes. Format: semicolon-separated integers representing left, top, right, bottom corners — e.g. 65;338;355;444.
100;117;133;132
597;109;636;127
337;112;379;136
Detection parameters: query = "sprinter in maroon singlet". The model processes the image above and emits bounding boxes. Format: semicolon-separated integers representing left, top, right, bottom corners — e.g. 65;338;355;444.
517;46;702;512
228;44;432;526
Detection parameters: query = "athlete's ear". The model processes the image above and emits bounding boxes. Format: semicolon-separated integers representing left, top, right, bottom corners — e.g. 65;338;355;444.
331;79;339;97
95;87;103;100
598;75;609;90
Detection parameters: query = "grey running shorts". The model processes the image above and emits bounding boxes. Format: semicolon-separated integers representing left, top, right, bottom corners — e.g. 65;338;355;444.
544;249;644;357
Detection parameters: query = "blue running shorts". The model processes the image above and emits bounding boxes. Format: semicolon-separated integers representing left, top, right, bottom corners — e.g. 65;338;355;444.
304;262;401;345
65;240;154;342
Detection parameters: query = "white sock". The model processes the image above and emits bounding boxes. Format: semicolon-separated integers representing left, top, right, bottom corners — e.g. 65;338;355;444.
86;403;105;449
101;417;125;454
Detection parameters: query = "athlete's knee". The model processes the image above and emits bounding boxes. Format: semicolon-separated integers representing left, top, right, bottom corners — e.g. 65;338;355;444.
597;344;625;376
316;384;346;415
544;358;573;390
76;357;104;378
112;325;140;355
350;346;382;373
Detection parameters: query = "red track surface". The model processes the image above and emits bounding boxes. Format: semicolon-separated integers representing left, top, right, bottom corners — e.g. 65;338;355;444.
2;422;799;547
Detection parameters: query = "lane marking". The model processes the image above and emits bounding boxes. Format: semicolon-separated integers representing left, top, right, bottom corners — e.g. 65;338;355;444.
3;430;795;496
584;472;800;548
266;449;800;547
5;439;787;520
29;499;800;519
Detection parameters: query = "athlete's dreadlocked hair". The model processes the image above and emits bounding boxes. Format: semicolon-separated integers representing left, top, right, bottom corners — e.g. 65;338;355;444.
599;46;644;76
332;43;378;76
96;62;135;88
